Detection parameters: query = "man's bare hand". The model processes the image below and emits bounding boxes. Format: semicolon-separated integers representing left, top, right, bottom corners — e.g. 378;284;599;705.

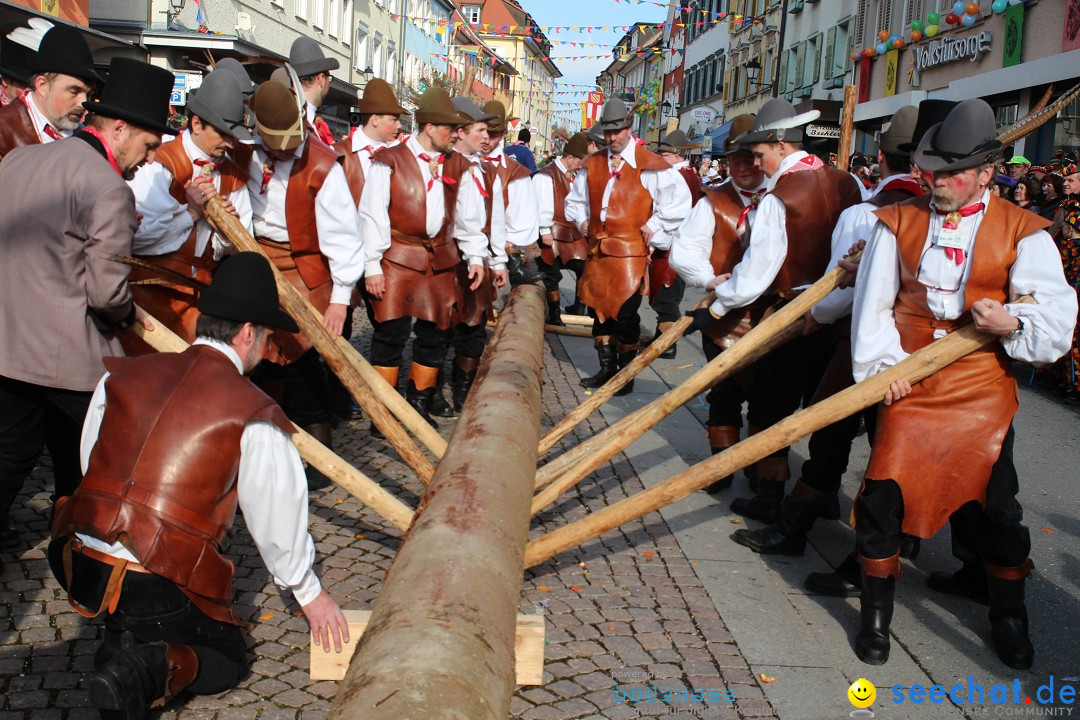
803;311;821;336
540;232;554;247
706;273;732;292
838;239;867;288
301;590;350;654
468;263;485;291
135;306;155;332
365;274;386;300
323;303;347;337
493;268;509;289
184;177;218;218
883;380;912;406
135;211;144;228
641;224;655;245
971;298;1021;337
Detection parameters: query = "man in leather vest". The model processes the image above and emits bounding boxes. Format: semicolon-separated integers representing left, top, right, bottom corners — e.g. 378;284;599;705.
849;100;1077;668
242;79;362;490
534;132;589;326
0;23;99;161
732;106;924;557
566;99;692;393
51;253;348;720
670;114;768;493
125;69;254;350
358;88;489;426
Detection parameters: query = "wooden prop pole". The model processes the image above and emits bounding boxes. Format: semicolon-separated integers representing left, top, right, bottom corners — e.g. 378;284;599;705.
524;305;1029;568
532;253;860;497
559;314;595;326
131;310;415;532
538;294;714;455
203;199;436;483
837;85;857;172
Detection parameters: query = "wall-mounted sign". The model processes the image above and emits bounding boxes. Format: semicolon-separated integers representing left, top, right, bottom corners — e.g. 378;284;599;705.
806;124;841;139
171;72;203;106
885;50;898;97
689;105;718;125
911;31;992;87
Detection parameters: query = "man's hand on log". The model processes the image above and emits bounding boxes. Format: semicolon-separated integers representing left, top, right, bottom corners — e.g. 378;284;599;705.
706;273;732;292
323;303;347;337
468;263;485;291
838;240;866;289
134;306;155;332
184;177;217;220
683;307;717;336
365;274;386;300
493;267;509;289
883;380;911;406
302;589;350;653
971;298;1022;337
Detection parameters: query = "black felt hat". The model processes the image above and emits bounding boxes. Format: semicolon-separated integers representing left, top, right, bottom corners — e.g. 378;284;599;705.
187;69;252;141
83;57;174;135
0;23;35;84
897;100;958;153
198;252;298;332
31;24;100;83
914;99;1002;173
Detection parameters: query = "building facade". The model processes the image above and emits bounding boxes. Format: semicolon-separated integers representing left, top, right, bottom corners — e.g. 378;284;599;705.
399;0;453;118
678;2;729;155
595;23;665;142
353;0;403;91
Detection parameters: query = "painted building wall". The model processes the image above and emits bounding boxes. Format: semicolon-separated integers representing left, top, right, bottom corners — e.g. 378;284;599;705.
401;0;451;103
353;0;403;88
13;0;89;26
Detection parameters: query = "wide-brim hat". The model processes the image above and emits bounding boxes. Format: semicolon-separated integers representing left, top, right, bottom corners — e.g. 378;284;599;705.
878;105;918;155
252;80;304;151
0;23;36;84
83;57;172;135
32;23;101;83
359;78;406;116
198;252;298;333
187;69;252;142
598;99;634;131
734;98;818;145
483;100;507;134
914;99;1002;173
414;87;467;127
586;124;607;147
289;36;339;78
723;113;756;155
452;96;496;124
897;100;957;153
653;129;691;154
563;132;589;159
215;58;255;97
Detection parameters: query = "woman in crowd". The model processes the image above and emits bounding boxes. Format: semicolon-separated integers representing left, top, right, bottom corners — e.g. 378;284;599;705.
1040;172;1064;222
1010;176;1041;213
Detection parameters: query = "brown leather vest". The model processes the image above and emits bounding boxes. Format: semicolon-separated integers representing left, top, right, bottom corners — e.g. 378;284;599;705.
678;164;704;205
51;345;294;625
585;145;670;256
768;166;863;293
0;98;40;162
703;185;748;275
538;161;583;243
476;160;499;240
334;137;366;207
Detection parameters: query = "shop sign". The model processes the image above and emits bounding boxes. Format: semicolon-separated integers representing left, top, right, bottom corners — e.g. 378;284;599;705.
911;31;992;87
806;124;841;139
689;105;719;125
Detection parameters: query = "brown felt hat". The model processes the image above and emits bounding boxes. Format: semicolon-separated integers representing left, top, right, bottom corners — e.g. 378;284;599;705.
724;114;756;155
358;78;406;116
563;132;589;159
484;100;507;134
252;80;304;151
415;87;467;127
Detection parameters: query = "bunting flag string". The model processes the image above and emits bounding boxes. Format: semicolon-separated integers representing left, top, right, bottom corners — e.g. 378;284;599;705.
391;12;766;36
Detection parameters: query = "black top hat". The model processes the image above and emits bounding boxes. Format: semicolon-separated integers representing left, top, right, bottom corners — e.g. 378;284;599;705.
187;69;253;141
0;23;35;84
896;100;958;153
32;24;100;83
914;99;1002;173
198;252;298;333
289;36;339;78
83;57;174;135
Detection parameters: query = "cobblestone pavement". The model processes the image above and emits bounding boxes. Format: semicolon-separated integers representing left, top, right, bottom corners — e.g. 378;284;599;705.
0;309;773;720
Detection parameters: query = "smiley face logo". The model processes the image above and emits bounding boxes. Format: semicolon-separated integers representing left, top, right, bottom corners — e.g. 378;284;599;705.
848;678;876;709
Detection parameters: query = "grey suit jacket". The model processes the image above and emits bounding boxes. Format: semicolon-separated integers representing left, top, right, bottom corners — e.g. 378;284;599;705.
0;136;137;391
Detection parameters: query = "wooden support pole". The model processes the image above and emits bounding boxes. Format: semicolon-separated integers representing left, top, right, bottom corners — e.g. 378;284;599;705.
524;310;1025;568
203;199;436;483
131;311;415;532
559;314;594;326
837;85;858;172
328;285;547;720
532;254;859;499
538;294;713;455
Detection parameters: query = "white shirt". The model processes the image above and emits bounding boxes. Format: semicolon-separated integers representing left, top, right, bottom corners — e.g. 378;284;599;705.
565;139;691;252
670;176;769;289
851;189;1078;382
349;127;395;183
129;130;254;259
359;134;488;278
246;139;363;306
533;157;572;235
24;93;71;143
460;148;508;270
810;173;913;325
76;340;322;606
481;145;540;248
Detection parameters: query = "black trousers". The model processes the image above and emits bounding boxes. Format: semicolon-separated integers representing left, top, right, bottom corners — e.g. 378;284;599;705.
451;322;487;361
591;293;644;346
539;256;585;295
252;348;332;427
650;275;687;326
0;376;91;521
367;313;451;369
855;426;1029;567
702;337;752;429
48;540;246;696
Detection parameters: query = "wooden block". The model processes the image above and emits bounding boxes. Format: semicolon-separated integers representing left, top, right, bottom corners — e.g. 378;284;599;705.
309;610;546;685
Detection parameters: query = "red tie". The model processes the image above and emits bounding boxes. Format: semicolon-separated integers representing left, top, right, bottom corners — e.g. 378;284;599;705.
43;124;63;141
193;158;222;169
736;189;761;231
482;155;500;165
936;202;984;265
419;153;457;190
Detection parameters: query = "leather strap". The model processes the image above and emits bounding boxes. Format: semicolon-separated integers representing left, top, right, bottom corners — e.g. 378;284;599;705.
546;290;561;302
373;365;400;388
860;553;902;579
455;355;481;374
62;538;150;619
985;558;1033;581
707;425;739;449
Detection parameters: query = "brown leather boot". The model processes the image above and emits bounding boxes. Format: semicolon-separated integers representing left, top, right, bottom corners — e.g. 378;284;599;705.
301;422;334;491
703;426;739;493
406;363;440;428
89;642;198;719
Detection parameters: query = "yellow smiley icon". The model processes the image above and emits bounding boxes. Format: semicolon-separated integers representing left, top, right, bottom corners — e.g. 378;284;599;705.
848;678;876;708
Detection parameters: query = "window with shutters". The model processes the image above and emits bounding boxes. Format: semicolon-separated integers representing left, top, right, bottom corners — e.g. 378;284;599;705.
793;41;805;90
805;32;821;87
313;0;326;29
328;0;339;37
342;0;352;44
297;0;309;21
854;0;867;47
373;33;383;77
777;48;788;94
723;67;733;103
354;23;369;70
876;0;895;38
904;0;923;27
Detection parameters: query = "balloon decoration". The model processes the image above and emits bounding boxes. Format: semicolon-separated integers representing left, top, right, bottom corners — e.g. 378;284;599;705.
965;2;980;14
911;29;923;42
876;41;888;54
858;2;992;62
879;30;890;42
992;0;1008;10
864;46;876;58
911;19;923;31
961;12;977;26
952;1;966;14
945;12;960;24
925;24;939;37
927;11;940;24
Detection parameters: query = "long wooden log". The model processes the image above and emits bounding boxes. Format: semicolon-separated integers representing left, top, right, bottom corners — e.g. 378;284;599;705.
532;253;859;499
131;310;415;532
328;285;547;720
538;294;713;455
837;85;857;172
559;314;594;326
525;309;1025;568
203;198;436;483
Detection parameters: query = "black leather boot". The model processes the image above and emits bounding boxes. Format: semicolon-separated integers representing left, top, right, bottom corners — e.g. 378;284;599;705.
703;426;738;493
450;356;480;413
301;423;334;491
563;299;588;316
647;322;677;359
580;339;618;389
855;555;899;665
89;642;198;720
730;481;831;556
405;381;437;428
729;456;789;523
428;368;457;418
613;343;639;396
508;253;544;285
986;561;1035;669
805;552;862;597
926;564;990;606
547;291;565;326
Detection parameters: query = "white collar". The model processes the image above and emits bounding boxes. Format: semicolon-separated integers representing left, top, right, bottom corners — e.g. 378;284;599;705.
351;127;388;154
180;129;214;165
193;338;244;374
408;134;446;160
609;139;639;168
25;92;70;140
672;160;689;170
484;145;505;165
765;150;811;192
305;103;316;125
870;173;911;198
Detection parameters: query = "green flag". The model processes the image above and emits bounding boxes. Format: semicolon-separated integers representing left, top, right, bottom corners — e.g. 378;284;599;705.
1003;3;1024;68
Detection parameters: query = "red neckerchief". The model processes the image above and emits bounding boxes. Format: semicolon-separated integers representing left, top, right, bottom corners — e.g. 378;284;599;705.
193;157;223;171
471;166;491;198
313;116;334;145
81;126;123;176
419;153;457;190
735;185;764;231
875;175;924;197
260;157;275;195
935;202;984;265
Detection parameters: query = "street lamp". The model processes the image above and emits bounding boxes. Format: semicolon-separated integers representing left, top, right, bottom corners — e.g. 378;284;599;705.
745;58;772;91
360;66;374;89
